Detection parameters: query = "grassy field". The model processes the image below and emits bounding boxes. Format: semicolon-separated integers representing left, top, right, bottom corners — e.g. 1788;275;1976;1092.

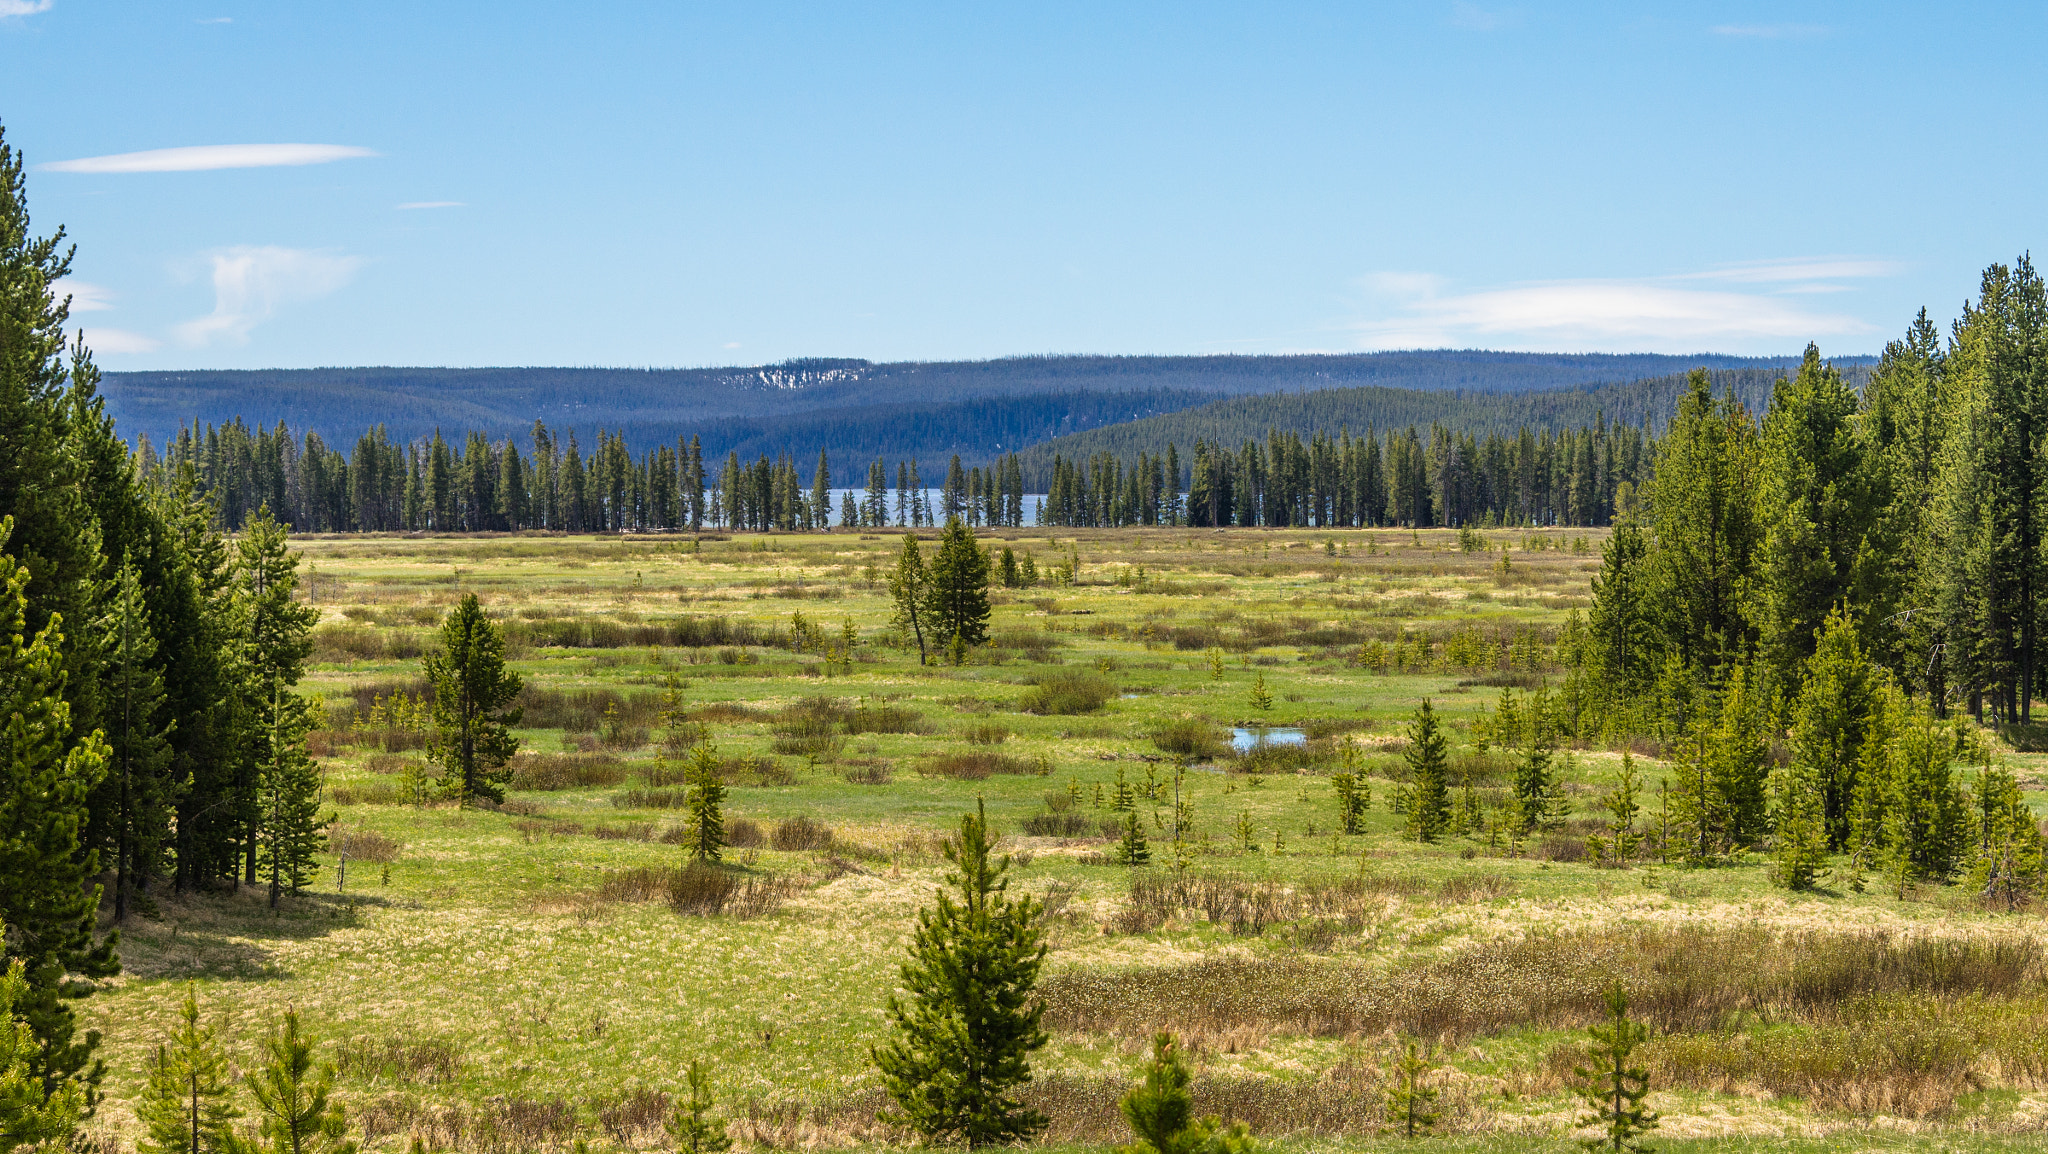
82;527;2048;1153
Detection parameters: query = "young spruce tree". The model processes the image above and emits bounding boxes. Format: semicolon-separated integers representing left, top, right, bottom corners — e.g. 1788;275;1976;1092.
136;987;242;1154
245;1009;353;1154
1116;1031;1259;1154
1573;983;1658;1153
422;593;523;805
1404;700;1450;842
683;740;727;863
874;801;1048;1148
928;517;992;653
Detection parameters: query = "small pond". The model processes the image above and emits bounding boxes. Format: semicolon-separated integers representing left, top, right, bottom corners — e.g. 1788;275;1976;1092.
1231;726;1307;753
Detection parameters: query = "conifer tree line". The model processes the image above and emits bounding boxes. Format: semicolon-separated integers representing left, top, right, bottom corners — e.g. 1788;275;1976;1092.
145;418;1045;534
1553;261;2048;894
157;410;1654;533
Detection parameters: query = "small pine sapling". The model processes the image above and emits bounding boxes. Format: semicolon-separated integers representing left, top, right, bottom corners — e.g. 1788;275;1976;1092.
246;1008;354;1154
684;740;727;862
137;986;242;1154
1114;812;1151;866
1384;1040;1440;1139
1116;1032;1260;1154
1233;811;1258;853
664;1061;731;1154
1111;768;1135;813
1247;673;1273;713
873;801;1049;1147
1573;983;1658;1153
1205;648;1225;680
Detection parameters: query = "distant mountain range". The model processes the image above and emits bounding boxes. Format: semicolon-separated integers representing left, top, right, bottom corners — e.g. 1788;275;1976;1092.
104;349;1875;467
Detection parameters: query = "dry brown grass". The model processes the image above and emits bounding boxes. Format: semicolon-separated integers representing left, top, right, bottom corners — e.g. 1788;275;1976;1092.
1046;925;2043;1047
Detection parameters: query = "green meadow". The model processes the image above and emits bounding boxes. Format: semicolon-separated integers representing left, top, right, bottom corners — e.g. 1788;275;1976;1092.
85;527;2048;1152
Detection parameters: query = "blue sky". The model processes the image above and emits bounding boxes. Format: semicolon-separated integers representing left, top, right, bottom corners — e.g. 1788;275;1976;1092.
3;1;2042;369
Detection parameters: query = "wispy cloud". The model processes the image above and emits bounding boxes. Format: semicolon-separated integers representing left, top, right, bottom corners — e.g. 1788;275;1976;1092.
0;1;54;17
42;143;376;174
397;201;464;210
1712;23;1827;38
1351;260;1890;352
78;328;160;355
60;280;115;311
176;246;362;347
196;16;231;23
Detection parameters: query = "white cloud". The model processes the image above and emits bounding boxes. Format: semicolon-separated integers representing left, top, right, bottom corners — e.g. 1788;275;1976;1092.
1712;23;1827;38
60;280;114;311
41;143;376;174
723;342;742;350
0;1;54;17
397;201;464;210
196;16;231;23
1677;257;1902;284
175;246;362;347
1351;261;1891;352
77;328;160;355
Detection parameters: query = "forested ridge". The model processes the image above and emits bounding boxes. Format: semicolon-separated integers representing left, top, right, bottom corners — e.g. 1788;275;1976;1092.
102;350;1841;460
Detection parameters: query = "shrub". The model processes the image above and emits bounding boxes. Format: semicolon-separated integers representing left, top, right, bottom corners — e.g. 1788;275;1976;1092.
770;716;846;759
1020;671;1116;715
1150;717;1227;760
842;759;893;785
963;723;1011;745
518;687;658;733
923;751;1035;780
724;817;766;848
1022;812;1094;837
329;782;399;806
613;788;688;809
846;704;925;734
328;826;402;864
509;753;628;791
771;815;835;852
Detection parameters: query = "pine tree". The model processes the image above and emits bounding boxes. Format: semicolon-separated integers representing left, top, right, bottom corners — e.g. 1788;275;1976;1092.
258;682;326;908
231;505;319;886
422;593;523;805
1587;520;1659;703
1114;812;1150;866
245;1009;353;1154
1592;754;1644;865
0;959;85;1154
683;740;726;863
1117;1032;1194;1154
1642;369;1759;680
657;673;696;758
136;987;242;1154
1385;1040;1441;1139
1573;983;1658;1153
1110;768;1134;812
1969;765;2045;911
100;561;175;923
1510;691;1559;834
663;1060;730;1154
0;520;116;1102
1247;673;1273;713
1331;770;1368;835
1747;345;1880;691
928;517;992;651
889;532;934;665
873;802;1049;1148
1788;609;1879;850
1404;700;1450;842
1114;1032;1257;1154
